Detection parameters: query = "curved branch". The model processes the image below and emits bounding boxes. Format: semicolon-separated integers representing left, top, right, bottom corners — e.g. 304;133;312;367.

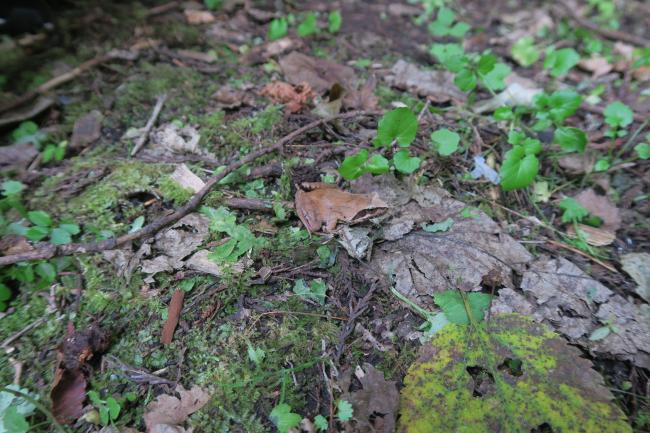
0;111;377;267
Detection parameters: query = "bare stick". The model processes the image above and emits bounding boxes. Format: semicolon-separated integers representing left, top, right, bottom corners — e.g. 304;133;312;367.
130;94;167;156
0;111;377;267
161;289;185;345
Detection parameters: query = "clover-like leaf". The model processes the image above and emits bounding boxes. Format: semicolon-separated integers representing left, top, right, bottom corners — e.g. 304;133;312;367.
393;150;421;174
375;108;418;147
481;62;510;91
431;128;460;156
270;403;301;433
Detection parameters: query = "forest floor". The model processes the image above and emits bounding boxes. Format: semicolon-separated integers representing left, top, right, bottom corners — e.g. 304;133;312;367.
0;0;649;432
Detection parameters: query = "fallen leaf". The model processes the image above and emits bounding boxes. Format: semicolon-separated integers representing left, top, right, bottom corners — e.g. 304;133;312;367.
385;60;466;103
260;81;315;114
579;56;613;78
558;152;597;175
338;226;372;259
212;85;254;109
342;75;379;111
279;52;356;94
51;323;108;424
574;188;621;238
70;110;103;150
398;314;632;433
150;123;201;154
143;385;210;432
295;182;388;233
566;224;616;246
184;9;215;25
161;289;185;345
0;235;34;255
139;213;210;275
340;363;399;433
242;37;303;65
621;252;650;302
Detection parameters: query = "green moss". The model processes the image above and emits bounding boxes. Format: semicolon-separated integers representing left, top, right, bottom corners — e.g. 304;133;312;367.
159;176;194;205
114;63;215;126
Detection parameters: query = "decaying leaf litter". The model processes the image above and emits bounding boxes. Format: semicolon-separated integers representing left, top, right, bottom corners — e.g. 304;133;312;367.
0;0;648;432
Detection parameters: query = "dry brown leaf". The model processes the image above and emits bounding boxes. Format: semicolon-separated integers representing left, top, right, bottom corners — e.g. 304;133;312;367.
0;235;34;255
558;152;596;175
574;188;621;233
184;10;215;25
242;37;303;65
566;224;616;246
343;75;379;111
295;182;388;233
212;85;254;109
279;52;356;94
170;164;205;193
578;56;613;78
385;60;466;103
70;110;103;150
341;363;400;433
260;81;315;114
143;385;210;432
51;323;107;424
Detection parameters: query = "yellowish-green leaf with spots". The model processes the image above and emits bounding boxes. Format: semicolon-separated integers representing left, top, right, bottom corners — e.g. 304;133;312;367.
398;314;632;433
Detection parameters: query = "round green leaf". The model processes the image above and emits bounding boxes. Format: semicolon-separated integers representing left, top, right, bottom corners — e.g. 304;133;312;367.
544;47;580;77
366;153;390;175
393;150;421;174
634;143;650;159
50;227;72;245
375;107;418;147
27;210;52;227
25;226;50;242
553;127;587;153
2;180;25;196
511;36;540;67
500;147;539;191
431;128;460;156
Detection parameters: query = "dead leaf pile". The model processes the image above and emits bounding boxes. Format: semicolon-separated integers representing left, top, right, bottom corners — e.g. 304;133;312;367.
143;385;210;433
51;323;108;424
260;81;316;114
352;175;649;368
212;84;255;109
103;213;219;280
295;182;388;233
385;60;466;103
338;363;399;433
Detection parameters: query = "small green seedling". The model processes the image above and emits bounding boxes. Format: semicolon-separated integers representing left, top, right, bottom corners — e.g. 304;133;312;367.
634;134;650;159
201;206;264;263
430;45;510;92
427;7;470;38
500;131;542;191
8;210;80;245
246;342;266;367
87;391;121;426
293;278;327;305
314;414;328;431
543;47;580;77
511;36;540;67
431;128;460;156
268;17;288;41
336;399;354;422
553;127;587;153
558;197;602;227
328;10;342;33
603;101;633;138
270;403;301;433
297;12;318;37
532;90;582;130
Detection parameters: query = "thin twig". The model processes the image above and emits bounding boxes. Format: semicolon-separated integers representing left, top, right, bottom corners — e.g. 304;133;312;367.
0;111;377;267
557;1;650;46
1;316;48;349
546;239;617;273
131;94;167;156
